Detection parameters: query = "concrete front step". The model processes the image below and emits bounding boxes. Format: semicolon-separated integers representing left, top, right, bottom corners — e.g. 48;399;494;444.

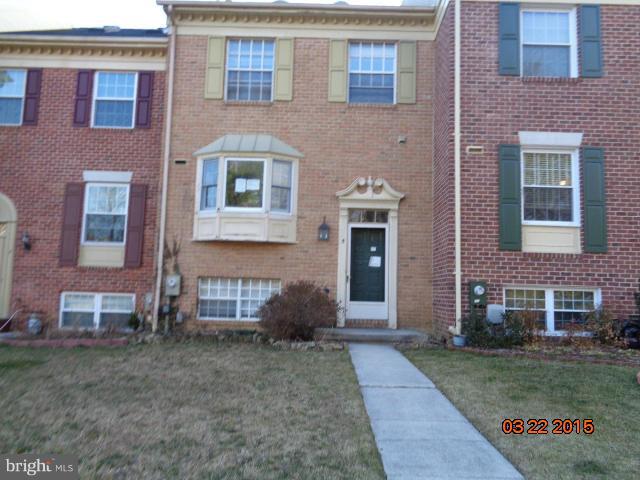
315;327;429;344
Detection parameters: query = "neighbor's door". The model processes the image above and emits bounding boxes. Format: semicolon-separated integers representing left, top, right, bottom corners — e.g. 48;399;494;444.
347;226;388;321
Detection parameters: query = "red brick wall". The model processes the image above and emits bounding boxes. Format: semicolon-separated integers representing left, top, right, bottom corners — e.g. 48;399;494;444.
0;68;165;329
456;2;640;321
166;35;434;330
432;3;456;337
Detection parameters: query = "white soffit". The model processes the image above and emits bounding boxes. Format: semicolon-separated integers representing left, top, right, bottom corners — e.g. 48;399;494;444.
519;132;583;148
83;171;133;183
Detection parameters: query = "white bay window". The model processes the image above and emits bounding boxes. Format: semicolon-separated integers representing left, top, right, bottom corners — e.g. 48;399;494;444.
504;287;600;334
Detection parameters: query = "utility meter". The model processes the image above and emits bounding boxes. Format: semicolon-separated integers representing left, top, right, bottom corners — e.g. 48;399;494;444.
468;281;487;308
165;274;181;297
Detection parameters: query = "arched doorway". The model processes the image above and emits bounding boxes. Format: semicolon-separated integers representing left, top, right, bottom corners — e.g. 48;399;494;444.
0;193;17;321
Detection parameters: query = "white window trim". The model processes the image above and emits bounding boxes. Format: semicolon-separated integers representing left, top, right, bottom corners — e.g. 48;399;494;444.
195;156;297;217
521;147;580;228
520;7;578;79
197;278;281;322
224;38;275;103
503;286;601;335
347;41;397;105
0;68;27;127
91;71;138;129
59;292;135;330
83;171;133;183
81;182;130;246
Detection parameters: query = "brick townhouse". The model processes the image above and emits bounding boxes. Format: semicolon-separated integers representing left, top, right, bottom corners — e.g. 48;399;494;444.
433;0;640;337
1;0;638;337
0;28;167;331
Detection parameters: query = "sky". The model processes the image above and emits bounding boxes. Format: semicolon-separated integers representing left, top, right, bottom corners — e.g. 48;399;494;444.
0;0;407;33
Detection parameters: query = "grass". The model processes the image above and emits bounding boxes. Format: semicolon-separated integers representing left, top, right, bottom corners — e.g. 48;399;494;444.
405;348;640;480
0;343;384;479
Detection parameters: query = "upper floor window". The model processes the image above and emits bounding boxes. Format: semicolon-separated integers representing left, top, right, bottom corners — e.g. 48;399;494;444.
198;157;294;214
348;41;396;104
522;150;579;226
0;69;26;126
522;9;577;78
82;183;130;244
226;39;275;102
93;72;137;128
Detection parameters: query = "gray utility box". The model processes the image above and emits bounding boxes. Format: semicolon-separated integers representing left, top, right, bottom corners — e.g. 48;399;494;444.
165;274;181;297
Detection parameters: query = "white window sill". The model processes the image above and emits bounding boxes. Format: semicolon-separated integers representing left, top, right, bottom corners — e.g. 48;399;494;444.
522;221;580;228
198;317;259;322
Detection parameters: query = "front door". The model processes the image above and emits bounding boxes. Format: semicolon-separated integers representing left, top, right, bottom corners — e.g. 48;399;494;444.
347;227;387;320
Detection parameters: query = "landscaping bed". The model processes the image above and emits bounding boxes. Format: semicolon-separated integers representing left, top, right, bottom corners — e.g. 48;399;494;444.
406;348;640;480
0;343;383;479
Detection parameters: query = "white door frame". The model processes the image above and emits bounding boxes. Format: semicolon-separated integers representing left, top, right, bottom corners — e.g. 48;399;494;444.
336;177;404;329
0;193;17;320
347;223;389;320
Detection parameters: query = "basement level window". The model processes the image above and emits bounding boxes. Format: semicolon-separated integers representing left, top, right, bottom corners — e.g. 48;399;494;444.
198;278;281;321
60;292;134;330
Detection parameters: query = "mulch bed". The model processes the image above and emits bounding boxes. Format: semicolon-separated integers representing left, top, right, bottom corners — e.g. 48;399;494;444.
0;338;128;348
453;345;640;368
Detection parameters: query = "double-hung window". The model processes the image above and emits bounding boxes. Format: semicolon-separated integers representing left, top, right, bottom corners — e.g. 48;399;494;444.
198;277;281;321
83;183;129;244
505;287;599;333
0;69;26;126
522;150;579;226
199;157;294;214
348;41;396;104
226;39;275;102
200;158;219;211
93;71;137;128
521;9;577;78
60;292;135;330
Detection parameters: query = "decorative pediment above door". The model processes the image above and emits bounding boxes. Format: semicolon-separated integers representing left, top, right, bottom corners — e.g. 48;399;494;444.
336;177;405;210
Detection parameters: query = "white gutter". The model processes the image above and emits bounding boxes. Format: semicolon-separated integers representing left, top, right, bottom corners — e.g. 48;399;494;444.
451;0;462;335
152;5;176;332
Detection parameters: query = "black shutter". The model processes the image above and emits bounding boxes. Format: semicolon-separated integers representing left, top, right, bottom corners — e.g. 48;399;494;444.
499;3;520;76
583;148;607;253
499;145;522;251
580;5;603;78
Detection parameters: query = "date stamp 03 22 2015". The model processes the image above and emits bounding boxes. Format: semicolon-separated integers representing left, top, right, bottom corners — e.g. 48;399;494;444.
501;418;595;435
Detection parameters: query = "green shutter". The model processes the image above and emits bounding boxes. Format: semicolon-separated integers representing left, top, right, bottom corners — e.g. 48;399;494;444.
274;38;294;101
580;5;603;78
328;39;347;102
397;41;416;104
499;145;522;251
205;37;225;99
583;147;607;253
499;3;520;76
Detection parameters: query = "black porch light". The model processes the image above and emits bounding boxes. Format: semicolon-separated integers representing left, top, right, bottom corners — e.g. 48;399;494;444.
318;217;330;241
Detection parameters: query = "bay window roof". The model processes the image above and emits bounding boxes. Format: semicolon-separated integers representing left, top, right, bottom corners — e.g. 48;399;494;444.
194;134;303;158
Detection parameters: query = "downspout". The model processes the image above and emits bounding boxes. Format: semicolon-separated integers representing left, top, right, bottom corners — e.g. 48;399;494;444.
152;5;176;332
452;0;463;335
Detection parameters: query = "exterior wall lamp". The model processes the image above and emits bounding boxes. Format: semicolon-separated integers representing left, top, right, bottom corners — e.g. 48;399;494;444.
21;232;32;251
318;217;330;241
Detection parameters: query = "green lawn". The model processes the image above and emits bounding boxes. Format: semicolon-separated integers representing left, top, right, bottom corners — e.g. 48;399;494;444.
405;348;640;480
0;343;384;479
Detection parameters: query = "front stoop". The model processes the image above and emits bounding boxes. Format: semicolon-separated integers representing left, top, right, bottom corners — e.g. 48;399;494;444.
315;327;429;344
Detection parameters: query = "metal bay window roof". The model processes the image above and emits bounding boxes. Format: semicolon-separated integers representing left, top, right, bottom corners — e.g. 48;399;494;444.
194;134;304;158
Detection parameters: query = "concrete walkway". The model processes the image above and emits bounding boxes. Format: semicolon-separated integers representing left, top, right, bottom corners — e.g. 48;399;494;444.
349;344;523;480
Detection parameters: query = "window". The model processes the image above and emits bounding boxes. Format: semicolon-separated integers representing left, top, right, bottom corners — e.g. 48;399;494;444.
93;72;137;128
348;41;395;104
504;288;547;330
0;69;26;125
225;159;265;209
200;158;219;211
271;160;292;213
198;278;281;321
60;293;134;330
522;150;579;226
504;287;599;333
199;157;294;214
349;209;389;224
521;9;577;78
226;39;274;101
83;183;129;244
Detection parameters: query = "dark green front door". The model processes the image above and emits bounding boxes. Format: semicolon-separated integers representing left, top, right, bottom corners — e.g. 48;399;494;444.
350;228;386;302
